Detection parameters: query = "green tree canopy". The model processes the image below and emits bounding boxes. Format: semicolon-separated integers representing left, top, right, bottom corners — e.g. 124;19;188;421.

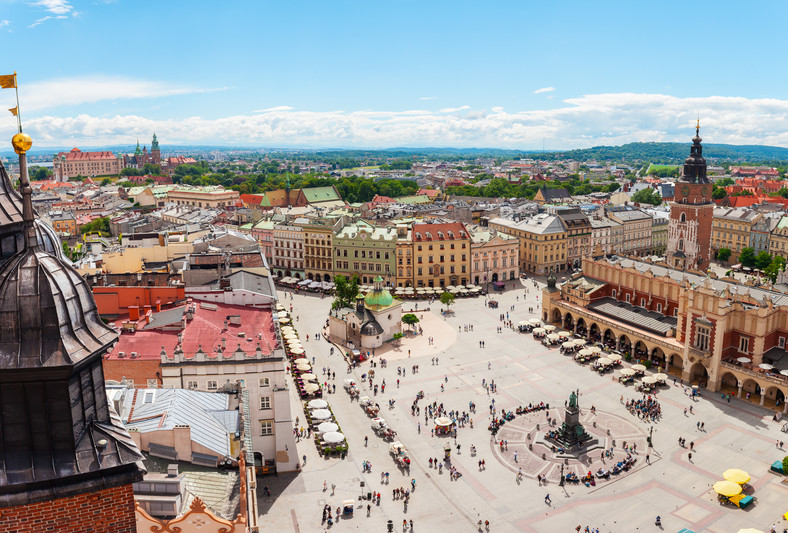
630;187;663;206
755;251;773;271
716;248;732;262
331;274;360;310
738;247;756;267
439;291;455;310
765;256;787;283
401;313;420;330
79;217;111;235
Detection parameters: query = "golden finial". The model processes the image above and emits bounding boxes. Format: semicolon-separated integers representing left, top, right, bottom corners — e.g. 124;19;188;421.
12;132;32;154
696;117;700;136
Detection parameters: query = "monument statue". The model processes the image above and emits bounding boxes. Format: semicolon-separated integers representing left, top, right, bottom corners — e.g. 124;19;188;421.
568;391;578;408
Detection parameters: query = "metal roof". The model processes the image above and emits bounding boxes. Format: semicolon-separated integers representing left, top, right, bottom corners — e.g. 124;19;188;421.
588;297;677;335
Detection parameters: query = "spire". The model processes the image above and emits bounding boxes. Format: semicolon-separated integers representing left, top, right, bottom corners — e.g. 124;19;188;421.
134;138;141;156
151;131;160;152
11;132;37;249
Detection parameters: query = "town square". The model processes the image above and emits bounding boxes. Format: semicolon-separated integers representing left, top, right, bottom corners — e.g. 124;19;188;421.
261;279;788;533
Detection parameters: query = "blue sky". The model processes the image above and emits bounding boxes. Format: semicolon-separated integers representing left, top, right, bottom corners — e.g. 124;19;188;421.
1;0;788;149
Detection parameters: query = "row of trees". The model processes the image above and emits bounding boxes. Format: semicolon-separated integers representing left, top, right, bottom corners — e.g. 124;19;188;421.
717;246;786;282
446;176;618;200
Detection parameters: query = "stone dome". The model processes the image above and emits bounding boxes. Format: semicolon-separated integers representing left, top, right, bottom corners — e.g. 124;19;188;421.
360;319;384;336
0;246;117;369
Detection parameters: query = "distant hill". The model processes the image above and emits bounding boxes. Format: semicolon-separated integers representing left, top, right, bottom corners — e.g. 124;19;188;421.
530;142;788;164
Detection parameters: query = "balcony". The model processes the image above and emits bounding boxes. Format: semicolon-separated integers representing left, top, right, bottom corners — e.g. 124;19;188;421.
720;361;788;387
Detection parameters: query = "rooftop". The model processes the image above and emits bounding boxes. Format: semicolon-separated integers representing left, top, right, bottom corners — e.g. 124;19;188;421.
107;301;277;360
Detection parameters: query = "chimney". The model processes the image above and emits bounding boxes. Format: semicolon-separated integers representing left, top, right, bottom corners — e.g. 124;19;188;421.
129;305;140;321
221;337;226;350
167;464;179;477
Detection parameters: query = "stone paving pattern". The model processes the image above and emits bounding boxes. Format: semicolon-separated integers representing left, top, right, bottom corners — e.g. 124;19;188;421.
259;280;788;533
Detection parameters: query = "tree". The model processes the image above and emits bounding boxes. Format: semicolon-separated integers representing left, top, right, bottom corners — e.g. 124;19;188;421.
392;332;404;345
716;177;734;187
783;455;788;476
630;187;662;206
142;163;161;175
755;251;773;271
777;187;788;199
439;291;455;311
716;248;732;262
100;177;112;186
712;187;727;200
332;274;360;310
79;217;111;236
765;256;786;283
738;247;756;268
29;166;52;181
401;313;420;331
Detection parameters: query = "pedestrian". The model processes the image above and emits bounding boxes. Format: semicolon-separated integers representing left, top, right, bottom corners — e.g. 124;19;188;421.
545;493;551;504
646;454;650;464
688;452;693;462
690;441;694;450
365;435;369;447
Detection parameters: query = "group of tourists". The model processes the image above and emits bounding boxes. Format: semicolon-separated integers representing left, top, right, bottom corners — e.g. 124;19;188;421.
625;395;662;422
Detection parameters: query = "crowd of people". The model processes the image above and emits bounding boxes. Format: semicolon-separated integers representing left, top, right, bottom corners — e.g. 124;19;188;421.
625;395;662;422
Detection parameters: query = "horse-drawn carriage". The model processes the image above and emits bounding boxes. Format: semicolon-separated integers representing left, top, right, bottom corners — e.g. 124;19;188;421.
360;396;380;416
389;441;411;469
371;417;397;440
344;379;359;398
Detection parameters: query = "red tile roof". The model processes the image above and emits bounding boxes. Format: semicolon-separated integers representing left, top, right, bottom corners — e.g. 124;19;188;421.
58;148;119;161
413;221;468;240
107;302;276;360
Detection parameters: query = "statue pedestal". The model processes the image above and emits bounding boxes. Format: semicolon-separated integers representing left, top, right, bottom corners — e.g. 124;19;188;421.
545;406;597;450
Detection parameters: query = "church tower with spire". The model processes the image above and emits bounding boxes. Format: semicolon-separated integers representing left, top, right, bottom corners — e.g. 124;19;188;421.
150;132;161;164
666;122;714;270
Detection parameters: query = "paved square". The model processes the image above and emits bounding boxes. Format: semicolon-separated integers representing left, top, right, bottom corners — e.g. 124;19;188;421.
260;281;788;532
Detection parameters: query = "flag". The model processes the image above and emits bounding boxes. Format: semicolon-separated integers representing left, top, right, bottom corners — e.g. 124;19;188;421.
0;74;16;89
8;107;17;117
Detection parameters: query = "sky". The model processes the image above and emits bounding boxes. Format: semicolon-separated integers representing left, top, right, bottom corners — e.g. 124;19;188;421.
1;0;788;150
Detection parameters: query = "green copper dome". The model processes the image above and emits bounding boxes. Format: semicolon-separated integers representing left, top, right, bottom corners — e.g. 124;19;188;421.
365;275;394;309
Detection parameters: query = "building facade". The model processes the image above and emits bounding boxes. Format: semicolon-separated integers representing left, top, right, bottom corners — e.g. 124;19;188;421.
469;226;520;285
333;221;397;285
711;207;761;263
272;222;304;279
543;255;788;412
302;220;335;282
490;214;568;276
411;221;470;287
53;147;123;180
666;125;714;270
555;207;592;269
167;186;240;208
606;206;653;256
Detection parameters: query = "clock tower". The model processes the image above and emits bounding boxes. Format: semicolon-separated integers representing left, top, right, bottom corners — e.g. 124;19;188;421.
666;122;714;270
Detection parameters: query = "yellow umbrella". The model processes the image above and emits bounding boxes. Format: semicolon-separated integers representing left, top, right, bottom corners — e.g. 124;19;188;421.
723;468;750;484
713;480;743;497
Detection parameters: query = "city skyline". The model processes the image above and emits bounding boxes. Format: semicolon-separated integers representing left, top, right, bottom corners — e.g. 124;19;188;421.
2;1;788;148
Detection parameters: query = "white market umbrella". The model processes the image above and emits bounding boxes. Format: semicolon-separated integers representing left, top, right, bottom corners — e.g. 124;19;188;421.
279;317;290;324
317;422;338;433
284;333;298;340
653;373;668;381
781;370;788;377
632;364;647;372
311;409;332;420
301;373;318;381
737;357;752;364
597;357;612;366
308;399;328;410
290;348;305;355
293;358;309;364
557;331;570;338
547;333;560;341
519;321;530;327
620;368;636;376
641;376;657;384
759;363;774;370
532;328;545;335
543;325;556;332
277;311;289;319
275;303;285;311
434;417;452;427
579;348;593;357
562;341;575;349
573;339;587;347
303;383;319;393
588;346;602;354
296;363;312;371
529;318;542;326
323;431;345;444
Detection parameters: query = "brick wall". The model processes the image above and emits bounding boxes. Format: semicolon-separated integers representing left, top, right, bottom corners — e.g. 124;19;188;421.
0;484;136;533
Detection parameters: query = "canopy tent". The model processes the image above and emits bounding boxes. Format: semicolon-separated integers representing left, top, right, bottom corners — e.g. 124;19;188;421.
317;422;338;433
307;399;328;410
713;480;743;497
311;409;332;420
723;469;750;484
434;417;452;427
323;431;346;444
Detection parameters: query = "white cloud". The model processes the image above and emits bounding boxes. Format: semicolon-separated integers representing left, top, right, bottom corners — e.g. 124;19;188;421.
534;87;555;94
32;0;74;15
8;92;788;149
419;96;437;101
253;106;294;112
439;105;470;113
0;20;10;29
6;75;221;111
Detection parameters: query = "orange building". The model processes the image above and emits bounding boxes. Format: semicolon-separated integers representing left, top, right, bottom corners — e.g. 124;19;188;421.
92;285;186;317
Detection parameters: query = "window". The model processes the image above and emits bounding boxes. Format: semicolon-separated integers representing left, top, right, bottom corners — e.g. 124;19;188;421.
259;377;270;387
656;303;662;313
780;337;786;349
739;337;749;353
260;396;271;410
640;298;646;307
187;380;198;390
260;420;273;436
625;294;630;303
207;380;218;390
612;289;617;298
143;391;156;403
696;325;710;351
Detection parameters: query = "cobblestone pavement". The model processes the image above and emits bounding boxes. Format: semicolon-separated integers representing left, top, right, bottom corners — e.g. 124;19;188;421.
259;281;788;533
